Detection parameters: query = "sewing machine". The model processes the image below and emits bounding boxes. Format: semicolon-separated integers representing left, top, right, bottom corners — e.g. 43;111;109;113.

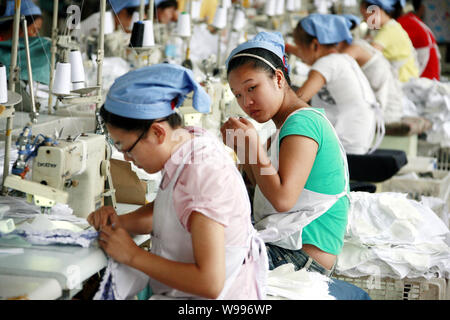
4;133;116;218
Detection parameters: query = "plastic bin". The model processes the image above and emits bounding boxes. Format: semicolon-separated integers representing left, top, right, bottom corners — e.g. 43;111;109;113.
333;275;447;300
380;170;450;209
417;140;450;171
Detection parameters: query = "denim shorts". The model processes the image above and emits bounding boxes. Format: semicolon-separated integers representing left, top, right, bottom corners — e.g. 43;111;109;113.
266;243;335;277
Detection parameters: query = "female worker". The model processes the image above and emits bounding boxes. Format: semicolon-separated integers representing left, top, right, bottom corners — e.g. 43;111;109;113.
221;31;349;277
88;63;267;300
289;14;382;155
360;0;419;82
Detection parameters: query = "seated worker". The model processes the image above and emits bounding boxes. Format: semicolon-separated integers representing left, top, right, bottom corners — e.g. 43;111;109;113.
360;0;419;82
222;31;370;300
88;63;268;300
396;0;441;80
0;0;51;86
338;14;404;124
289;14;382;155
0;0;43;41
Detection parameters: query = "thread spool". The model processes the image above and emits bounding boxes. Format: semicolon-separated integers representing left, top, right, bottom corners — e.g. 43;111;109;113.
52;62;72;95
129;21;145;47
0;63;7;104
232;8;247;31
69;50;85;86
276;0;285;15
177;12;191;37
286;0;295;11
104;11;115;34
265;0;276;17
128;11;140;31
212;6;227;29
223;0;232;9
142;20;155;46
191;0;201;20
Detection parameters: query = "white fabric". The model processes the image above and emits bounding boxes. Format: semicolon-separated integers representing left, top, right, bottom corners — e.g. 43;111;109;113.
266;263;335;300
336;192;450;279
402;78;450;147
354;39;404;124
310;53;378;154
253;108;350;250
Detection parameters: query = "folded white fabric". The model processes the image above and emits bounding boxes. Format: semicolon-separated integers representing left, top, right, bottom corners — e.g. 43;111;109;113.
336;192;450;279
266;263;335;300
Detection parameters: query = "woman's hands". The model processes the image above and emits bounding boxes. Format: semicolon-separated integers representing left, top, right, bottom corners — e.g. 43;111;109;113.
220;117;259;165
87;206;140;264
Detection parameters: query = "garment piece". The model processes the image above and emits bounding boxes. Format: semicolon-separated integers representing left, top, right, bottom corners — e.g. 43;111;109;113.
278;108;349;255
372;19;419;83
152;126;268;299
397;12;441;80
310;53;377;155
300;13;353;45
2;0;42;17
328;278;371;300
253;108;350;253
105;63;211;119
354;39;404;124
0;37;51;85
0;229;98;248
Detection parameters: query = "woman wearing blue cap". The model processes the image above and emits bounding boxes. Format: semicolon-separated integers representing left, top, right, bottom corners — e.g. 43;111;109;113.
88;63;268;300
290;13;382;155
360;0;419;82
222;30;371;300
0;0;43;41
337;14;404;124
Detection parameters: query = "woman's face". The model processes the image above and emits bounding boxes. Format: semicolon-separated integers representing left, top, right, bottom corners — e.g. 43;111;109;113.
157;7;178;24
106;124;166;174
294;39;317;66
26;17;42;37
228;63;284;123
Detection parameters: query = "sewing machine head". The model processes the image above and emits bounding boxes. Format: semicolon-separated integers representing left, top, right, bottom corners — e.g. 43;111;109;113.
5;132;116;218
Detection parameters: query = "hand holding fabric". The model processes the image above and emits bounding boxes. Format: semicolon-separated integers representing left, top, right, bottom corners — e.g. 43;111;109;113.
87;206;121;231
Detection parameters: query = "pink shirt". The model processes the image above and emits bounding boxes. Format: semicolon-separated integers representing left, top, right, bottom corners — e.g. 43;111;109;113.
160;127;259;299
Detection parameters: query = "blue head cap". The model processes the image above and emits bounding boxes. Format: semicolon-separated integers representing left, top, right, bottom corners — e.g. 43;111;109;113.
109;0;149;14
342;14;361;29
155;0;166;7
2;0;42;17
300;13;353;44
363;0;406;12
105;64;211;120
225;31;290;74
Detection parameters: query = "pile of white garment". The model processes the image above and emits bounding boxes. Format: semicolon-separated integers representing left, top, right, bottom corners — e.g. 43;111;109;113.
402;78;450;147
335;192;450;280
266;263;335;300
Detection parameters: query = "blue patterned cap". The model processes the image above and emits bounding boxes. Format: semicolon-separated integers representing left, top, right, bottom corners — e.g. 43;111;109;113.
364;0;406;12
2;0;42;17
225;31;290;74
300;13;353;44
105;64;211;120
109;0;149;14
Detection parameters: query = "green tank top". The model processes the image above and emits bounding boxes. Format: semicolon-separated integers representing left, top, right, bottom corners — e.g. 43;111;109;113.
279;108;349;255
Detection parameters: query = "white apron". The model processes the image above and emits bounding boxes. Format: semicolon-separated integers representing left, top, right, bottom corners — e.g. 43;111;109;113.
150;135;268;300
253;108;350;250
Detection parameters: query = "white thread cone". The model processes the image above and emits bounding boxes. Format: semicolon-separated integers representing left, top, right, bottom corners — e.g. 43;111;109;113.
52;62;72;95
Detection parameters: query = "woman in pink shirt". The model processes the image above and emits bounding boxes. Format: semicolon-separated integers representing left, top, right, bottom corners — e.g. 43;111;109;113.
88;63;267;300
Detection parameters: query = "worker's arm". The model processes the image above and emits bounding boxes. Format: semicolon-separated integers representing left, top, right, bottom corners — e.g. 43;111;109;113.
87;202;154;235
371;42;384;52
222;117;318;212
99;211;226;299
296;70;326;103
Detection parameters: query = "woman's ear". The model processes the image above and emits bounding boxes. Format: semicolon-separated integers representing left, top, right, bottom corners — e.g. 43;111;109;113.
149;122;167;144
275;69;285;89
312;38;319;52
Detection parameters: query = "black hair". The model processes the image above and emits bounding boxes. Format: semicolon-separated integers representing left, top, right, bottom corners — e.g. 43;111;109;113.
227;47;292;86
99;104;183;132
293;20;339;48
0;14;42;35
156;0;178;10
412;0;422;12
